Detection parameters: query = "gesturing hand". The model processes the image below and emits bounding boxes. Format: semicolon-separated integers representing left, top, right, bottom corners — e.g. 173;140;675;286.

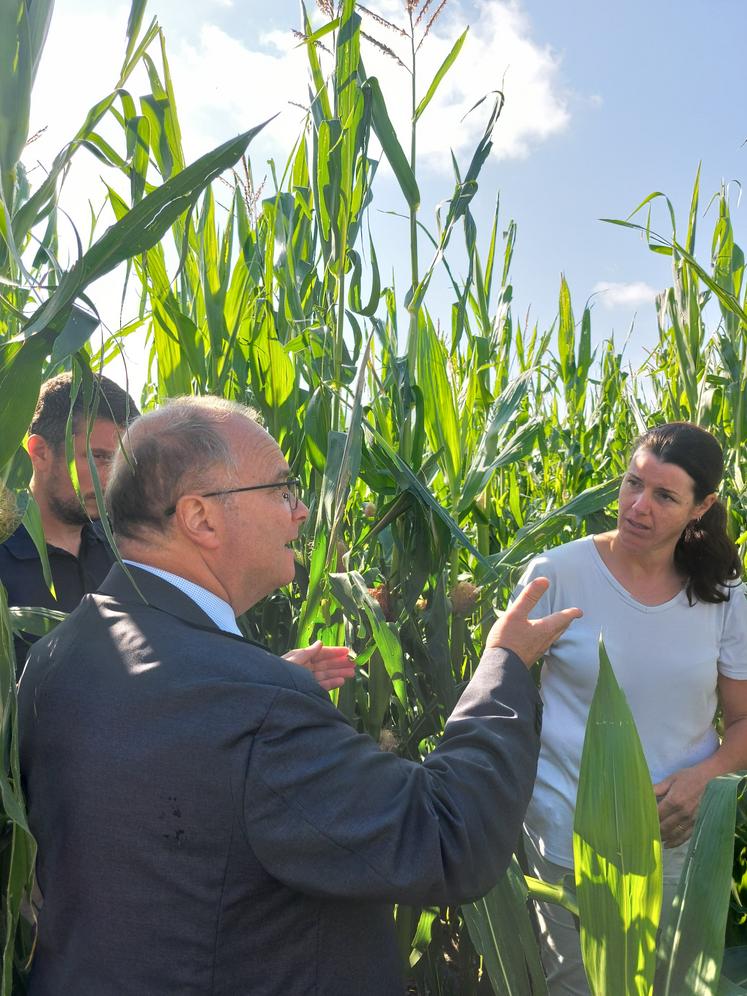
486;577;582;667
283;641;356;691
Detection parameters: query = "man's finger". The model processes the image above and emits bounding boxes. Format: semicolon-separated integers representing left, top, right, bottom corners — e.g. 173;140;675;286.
507;577;550;620
542;606;583;642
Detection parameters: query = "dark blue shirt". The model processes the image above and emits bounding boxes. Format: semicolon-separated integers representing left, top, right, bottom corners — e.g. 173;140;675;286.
0;522;114;672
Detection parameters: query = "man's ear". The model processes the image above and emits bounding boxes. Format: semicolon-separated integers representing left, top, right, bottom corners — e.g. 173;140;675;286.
27;434;54;472
173;496;221;550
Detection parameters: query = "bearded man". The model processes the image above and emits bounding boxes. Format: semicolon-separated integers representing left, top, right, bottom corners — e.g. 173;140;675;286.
0;372;138;668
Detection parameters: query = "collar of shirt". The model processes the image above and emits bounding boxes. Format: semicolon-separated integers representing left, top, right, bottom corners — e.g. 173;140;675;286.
122;561;242;636
3;521;104;560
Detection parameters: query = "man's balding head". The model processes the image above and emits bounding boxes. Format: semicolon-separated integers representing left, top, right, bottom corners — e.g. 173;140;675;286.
106;397;260;541
106;396;308;613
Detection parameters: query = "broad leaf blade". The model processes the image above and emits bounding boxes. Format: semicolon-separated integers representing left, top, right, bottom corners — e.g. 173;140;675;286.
656;774;744;995
365;77;420;210
573;638;662;996
462;856;548;996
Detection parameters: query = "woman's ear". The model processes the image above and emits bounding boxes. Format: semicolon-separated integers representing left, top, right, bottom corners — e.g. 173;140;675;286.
694;492;717;521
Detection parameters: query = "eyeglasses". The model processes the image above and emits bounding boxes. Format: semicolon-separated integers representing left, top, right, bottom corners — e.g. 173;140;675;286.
165;478;302;516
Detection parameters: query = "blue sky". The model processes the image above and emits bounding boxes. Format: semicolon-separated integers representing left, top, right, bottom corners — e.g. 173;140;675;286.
27;0;747;384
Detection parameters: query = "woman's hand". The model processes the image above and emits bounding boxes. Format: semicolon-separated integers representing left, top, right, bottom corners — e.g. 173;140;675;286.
653;765;711;848
655;676;747;848
283;641;356;691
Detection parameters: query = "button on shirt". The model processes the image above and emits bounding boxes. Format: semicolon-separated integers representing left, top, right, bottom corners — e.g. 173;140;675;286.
0;522;115;671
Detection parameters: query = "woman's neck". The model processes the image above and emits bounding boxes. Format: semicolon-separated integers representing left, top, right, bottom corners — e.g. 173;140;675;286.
593;530;685;606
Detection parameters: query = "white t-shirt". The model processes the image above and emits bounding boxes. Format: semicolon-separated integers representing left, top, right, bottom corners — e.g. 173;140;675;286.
516;535;747;866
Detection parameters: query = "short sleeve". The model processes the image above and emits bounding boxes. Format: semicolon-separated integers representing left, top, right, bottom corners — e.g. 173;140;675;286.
718;583;747;679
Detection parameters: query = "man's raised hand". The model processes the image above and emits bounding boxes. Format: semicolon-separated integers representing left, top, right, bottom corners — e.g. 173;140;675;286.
486;577;582;667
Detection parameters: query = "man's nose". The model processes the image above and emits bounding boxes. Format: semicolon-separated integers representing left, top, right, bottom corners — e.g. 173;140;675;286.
293;499;309;521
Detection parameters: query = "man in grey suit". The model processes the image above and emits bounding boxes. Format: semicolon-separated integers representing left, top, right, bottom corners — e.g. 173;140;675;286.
18;396;581;995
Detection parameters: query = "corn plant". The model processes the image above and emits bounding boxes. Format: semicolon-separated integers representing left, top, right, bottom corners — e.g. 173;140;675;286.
1;0;747;992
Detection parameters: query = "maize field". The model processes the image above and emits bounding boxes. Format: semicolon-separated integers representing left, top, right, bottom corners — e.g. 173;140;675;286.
1;0;747;992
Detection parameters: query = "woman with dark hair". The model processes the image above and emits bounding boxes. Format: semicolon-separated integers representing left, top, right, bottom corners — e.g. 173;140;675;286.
516;422;747;995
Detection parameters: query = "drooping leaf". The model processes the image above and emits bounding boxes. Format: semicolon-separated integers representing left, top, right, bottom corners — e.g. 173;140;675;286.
22;122;272;345
365;77;420;210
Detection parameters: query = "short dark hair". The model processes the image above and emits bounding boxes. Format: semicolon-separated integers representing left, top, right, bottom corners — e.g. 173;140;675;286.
633;422;742;603
106;397;257;541
30;373;140;451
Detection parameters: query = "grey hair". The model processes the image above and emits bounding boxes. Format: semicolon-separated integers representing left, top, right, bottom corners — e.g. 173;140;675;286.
106;396;260;541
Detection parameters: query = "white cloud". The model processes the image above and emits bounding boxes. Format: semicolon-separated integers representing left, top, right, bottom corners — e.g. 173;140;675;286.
592;281;659;309
407;0;570;164
297;0;571;169
20;0;574;396
28;0;571;188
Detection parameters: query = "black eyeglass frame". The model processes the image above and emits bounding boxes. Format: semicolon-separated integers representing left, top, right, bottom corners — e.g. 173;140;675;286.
164;478;302;517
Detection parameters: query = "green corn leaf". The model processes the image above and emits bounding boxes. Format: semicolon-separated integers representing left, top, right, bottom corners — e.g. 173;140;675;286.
363;420;499;579
296;17;340;46
1;821;36;995
327;336;369;556
0;0;32;191
50;303;101;365
297;530;328;648
409;91;503;312
477;478;621;583
416;315;461;496
0;329;55;472
11;19;160;247
334;0;361;126
328;570;406;707
602;218;747;327
413;28;468;123
347;237;381;317
22;122;271;347
557;274;575;383
462;856;548;996
20;495;55;600
365;77;420;210
0;585;32;835
128;114;151;205
458;420;538;515
302;2;333;121
655;774;745;996
9;606;66;639
573;638;662;996
124;0;150;69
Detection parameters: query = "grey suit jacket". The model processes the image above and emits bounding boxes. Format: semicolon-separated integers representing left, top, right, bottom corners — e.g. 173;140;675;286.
18;565;542;995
